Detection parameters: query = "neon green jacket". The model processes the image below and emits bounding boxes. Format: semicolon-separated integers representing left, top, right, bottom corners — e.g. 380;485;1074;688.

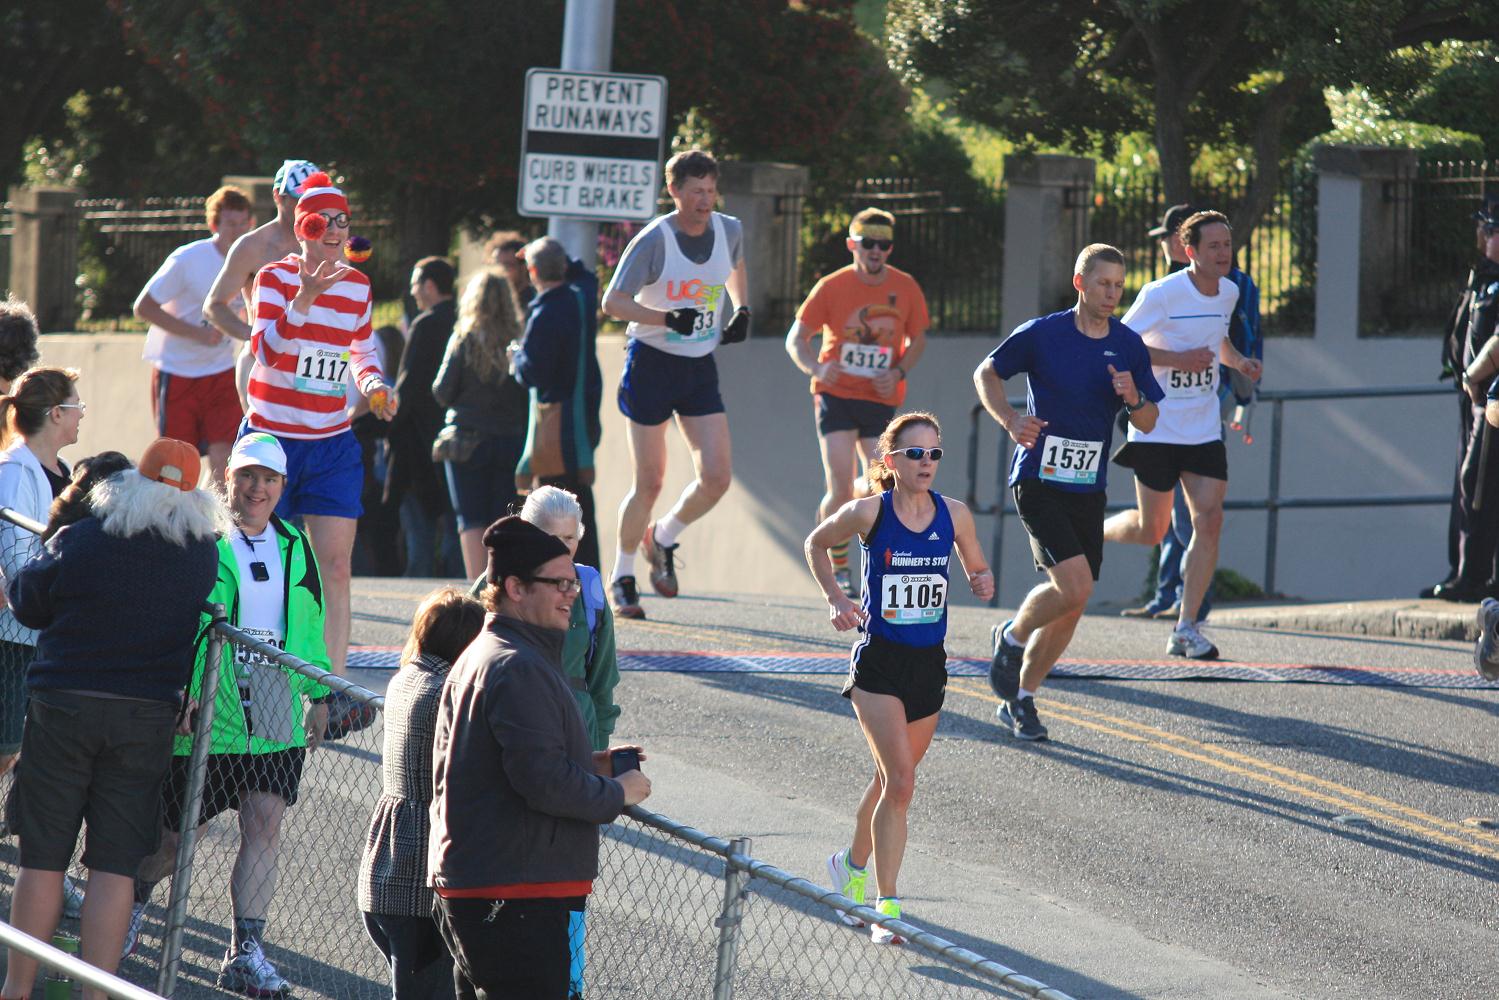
176;515;330;756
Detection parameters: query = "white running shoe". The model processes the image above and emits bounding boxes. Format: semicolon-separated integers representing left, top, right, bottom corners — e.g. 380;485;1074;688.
869;896;906;945
219;941;291;998
121;902;146;960
825;849;868;927
61;874;85;920
1167;624;1219;660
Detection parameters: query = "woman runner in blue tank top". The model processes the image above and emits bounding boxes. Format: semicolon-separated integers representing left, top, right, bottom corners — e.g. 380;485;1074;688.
804;412;993;945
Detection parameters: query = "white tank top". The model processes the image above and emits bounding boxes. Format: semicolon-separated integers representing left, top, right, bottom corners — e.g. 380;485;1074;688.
627;213;733;358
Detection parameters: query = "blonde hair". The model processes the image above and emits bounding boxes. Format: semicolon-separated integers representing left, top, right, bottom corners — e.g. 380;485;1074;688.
866;411;941;492
454;267;523;384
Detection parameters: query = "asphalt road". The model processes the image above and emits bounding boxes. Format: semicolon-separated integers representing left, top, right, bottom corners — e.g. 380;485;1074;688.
3;579;1493;1000
347;579;1499;1000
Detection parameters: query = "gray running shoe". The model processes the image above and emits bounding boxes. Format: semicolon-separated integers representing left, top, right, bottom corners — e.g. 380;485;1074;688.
121;902;146;960
1167;624;1219;660
219;941;291;998
997;697;1048;741
610;576;645;619
988;621;1023;701
1476;599;1499;681
640;528;680;598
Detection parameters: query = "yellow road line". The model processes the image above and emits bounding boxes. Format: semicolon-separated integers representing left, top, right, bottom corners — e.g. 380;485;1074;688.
947;679;1499;863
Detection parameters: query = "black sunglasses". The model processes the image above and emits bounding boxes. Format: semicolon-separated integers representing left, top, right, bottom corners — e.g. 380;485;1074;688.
524;575;580;595
896;446;943;461
860;238;893;251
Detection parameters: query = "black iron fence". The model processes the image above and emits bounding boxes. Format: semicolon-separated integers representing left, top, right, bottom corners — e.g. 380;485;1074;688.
1387;159;1499;334
1089;166;1318;335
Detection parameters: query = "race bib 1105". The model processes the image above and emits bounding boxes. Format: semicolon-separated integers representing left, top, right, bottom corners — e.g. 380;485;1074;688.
880;573;947;625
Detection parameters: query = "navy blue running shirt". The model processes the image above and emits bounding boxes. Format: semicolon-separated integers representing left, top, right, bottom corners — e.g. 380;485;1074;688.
987;309;1163;493
860;489;954;648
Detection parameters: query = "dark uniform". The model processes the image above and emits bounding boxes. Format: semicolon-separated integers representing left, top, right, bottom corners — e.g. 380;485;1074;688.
1436;253;1499;601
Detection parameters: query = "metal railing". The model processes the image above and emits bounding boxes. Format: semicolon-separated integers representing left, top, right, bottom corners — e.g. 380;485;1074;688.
0;507;1087;999
0;919;166;1000
965;384;1451;603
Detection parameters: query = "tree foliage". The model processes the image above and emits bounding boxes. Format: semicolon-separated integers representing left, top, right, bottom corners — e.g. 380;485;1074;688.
111;0;564;263
886;0;1499;239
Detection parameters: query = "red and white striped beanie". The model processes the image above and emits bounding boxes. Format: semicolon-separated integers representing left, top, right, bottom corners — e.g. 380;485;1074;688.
294;172;348;227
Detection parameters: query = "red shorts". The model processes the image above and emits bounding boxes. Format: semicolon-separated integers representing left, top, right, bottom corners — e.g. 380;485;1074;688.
152;367;243;451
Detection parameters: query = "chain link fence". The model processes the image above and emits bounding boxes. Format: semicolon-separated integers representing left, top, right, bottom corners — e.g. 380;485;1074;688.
0;507;1079;1000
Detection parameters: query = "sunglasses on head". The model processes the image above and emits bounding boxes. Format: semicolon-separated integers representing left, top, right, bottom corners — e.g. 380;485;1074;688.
859;238;893;251
896;446;942;461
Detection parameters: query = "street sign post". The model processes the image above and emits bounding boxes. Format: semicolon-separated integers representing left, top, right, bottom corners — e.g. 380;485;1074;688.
519;68;668;223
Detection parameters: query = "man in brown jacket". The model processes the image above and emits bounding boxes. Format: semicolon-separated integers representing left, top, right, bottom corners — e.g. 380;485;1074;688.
429;516;651;999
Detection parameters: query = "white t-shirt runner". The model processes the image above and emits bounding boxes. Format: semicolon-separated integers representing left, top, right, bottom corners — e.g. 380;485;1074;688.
1122;269;1239;445
140;238;242;377
231;528;293;744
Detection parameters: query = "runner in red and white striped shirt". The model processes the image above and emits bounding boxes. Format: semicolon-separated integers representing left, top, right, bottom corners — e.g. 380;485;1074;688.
239;171;397;709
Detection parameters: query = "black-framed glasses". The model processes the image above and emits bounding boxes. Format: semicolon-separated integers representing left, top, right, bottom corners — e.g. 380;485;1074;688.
525;575;581;595
896;446;943;461
860;238;893;251
320;212;350;229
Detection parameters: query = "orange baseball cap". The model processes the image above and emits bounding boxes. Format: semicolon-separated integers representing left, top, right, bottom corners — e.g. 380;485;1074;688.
139;437;201;492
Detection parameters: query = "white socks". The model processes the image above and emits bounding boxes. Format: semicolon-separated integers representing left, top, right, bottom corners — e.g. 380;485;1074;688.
614;549;637;581
654;514;687;549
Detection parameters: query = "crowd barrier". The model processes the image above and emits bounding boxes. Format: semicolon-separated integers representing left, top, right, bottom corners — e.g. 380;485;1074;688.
0;506;1078;999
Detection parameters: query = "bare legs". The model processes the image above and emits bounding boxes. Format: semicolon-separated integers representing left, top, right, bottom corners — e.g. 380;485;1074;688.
848;691;939;898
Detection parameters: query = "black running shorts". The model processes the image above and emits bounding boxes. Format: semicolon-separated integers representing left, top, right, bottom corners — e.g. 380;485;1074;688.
160;748;307;831
815;393;896;439
1012;478;1107;581
1111;439;1228;493
843;635;948;723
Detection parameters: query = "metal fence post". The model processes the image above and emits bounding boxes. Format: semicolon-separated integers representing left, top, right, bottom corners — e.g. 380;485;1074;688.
712;837;751;1000
1263;398;1285;597
156;606;227;996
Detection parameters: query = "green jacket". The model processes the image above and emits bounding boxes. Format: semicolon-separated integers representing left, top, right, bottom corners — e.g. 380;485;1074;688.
563;564;620;751
176;515;330;756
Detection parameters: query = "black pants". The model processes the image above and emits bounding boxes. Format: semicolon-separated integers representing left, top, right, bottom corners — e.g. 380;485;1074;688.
540;475;599;571
1456;401;1499;588
362;911;454;1000
434;896;577;1000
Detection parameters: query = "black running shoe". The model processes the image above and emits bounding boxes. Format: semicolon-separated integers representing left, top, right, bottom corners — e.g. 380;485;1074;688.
611;575;645;619
988;620;1023;701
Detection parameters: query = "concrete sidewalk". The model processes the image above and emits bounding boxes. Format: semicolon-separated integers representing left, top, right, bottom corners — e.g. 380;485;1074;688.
1159;597;1481;643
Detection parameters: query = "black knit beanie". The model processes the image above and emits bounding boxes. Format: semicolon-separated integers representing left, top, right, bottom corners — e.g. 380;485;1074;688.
483;515;570;587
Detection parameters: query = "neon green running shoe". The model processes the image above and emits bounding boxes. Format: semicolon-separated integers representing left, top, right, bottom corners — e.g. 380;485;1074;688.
870;896;906;945
825;849;867;927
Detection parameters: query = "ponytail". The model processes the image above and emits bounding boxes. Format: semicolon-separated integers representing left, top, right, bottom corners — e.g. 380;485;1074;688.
0;395;13;448
865;410;941;493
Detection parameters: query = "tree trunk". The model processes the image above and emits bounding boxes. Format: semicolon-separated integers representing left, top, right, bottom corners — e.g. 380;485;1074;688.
1234;74;1312;248
1153;87;1194;206
393;183;458;276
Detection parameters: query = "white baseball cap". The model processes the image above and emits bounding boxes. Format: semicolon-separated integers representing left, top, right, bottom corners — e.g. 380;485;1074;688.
228;432;288;476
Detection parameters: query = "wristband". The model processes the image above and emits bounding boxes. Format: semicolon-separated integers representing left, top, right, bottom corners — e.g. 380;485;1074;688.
1122;396;1147;415
894;365;907;381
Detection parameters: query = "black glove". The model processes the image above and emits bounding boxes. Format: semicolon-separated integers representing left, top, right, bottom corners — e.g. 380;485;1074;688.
664;307;698;337
721;306;751;344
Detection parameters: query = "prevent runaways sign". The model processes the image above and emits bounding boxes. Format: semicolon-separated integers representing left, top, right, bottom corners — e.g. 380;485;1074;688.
519;68;669;223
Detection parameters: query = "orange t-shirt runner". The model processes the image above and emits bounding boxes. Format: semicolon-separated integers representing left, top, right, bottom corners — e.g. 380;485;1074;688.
797;264;931;406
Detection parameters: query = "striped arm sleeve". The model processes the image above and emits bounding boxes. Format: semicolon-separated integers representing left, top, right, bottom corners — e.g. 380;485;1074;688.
250;266;305;368
348;290;384;394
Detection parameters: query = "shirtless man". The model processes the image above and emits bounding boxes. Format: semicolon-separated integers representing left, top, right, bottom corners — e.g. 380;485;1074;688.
204;160;320;410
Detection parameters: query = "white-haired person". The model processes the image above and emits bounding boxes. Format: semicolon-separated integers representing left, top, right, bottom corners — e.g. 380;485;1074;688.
2;437;225;1000
518;485;620;1000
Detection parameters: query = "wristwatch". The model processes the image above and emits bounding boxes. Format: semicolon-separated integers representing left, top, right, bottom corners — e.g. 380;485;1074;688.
1122;396;1147;415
